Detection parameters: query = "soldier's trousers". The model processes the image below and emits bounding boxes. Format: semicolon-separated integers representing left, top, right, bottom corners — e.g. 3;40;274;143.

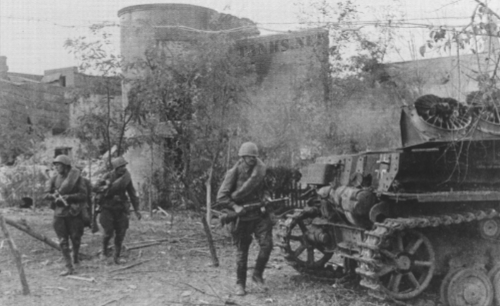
99;208;129;258
53;215;84;267
232;215;273;286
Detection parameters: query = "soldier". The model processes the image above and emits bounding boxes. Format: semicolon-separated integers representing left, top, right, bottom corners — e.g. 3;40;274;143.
216;142;272;296
44;154;87;276
94;156;141;264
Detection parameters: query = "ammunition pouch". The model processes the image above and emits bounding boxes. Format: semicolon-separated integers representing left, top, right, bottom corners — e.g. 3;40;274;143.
68;203;83;217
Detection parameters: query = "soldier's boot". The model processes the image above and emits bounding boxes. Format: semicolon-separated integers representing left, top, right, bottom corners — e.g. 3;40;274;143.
72;242;80;266
252;257;268;288
235;283;246;296
236;260;247;296
60;248;74;276
113;243;126;265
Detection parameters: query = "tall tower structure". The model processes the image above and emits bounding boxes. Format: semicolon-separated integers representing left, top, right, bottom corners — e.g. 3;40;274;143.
117;4;257;189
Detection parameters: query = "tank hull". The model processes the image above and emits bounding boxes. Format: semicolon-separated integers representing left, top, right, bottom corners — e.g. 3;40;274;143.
281;99;500;302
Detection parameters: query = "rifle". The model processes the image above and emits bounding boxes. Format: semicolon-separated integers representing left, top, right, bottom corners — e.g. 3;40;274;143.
217;197;289;225
53;189;69;207
91;179;110;233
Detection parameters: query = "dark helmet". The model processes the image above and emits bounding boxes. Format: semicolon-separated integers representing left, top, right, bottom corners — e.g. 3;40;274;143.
238;142;259;157
53;155;71;166
111;156;128;170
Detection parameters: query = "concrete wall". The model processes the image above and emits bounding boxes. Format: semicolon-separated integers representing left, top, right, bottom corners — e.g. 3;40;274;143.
42;136;82;161
44;67;78;87
238;29;330;161
0;79;69;135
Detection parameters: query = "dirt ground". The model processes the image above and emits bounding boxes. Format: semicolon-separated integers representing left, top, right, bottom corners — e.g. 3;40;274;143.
0;207;427;306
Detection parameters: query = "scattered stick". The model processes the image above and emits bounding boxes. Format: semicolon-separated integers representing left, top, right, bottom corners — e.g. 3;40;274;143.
160;301;231;306
98;295;129;306
126;242;161;251
98;299;118;306
127;238;170;246
43;286;68;291
113;269;167;275
109;258;154;273
179;281;219;298
0;214;30;295
66;275;96;283
158;206;170;217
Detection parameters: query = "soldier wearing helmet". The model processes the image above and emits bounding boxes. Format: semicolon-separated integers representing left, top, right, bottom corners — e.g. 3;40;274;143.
216;142;272;296
94;156;141;264
44;154;88;276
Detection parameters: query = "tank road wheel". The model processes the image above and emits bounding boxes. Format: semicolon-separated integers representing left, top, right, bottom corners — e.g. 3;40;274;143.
440;269;460;305
442;268;493;306
488;264;500;306
281;217;333;273
479;218;500;240
378;230;436;300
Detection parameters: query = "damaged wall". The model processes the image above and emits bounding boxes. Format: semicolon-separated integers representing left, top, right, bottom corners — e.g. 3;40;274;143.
0;80;69;134
0;60;123;165
238;28;330;162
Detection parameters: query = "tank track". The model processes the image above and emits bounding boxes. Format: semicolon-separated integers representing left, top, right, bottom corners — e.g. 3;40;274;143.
278;208;500;298
356;208;500;298
276;210;339;279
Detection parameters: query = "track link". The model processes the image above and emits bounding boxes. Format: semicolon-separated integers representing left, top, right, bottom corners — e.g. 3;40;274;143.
278;208;500;299
355;208;500;298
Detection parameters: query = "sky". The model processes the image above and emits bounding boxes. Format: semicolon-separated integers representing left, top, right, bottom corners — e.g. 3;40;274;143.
0;0;497;75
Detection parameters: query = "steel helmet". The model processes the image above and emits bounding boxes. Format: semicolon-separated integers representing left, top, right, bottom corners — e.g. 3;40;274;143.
53;155;71;166
111;156;128;170
238;142;259;157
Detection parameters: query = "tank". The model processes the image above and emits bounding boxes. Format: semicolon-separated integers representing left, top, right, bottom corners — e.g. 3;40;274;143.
278;94;500;304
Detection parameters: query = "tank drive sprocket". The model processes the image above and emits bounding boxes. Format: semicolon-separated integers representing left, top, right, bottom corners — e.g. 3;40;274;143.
277;211;339;279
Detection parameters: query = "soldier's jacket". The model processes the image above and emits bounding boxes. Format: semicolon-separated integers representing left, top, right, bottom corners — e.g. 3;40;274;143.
216;158;269;220
45;168;87;217
94;169;139;213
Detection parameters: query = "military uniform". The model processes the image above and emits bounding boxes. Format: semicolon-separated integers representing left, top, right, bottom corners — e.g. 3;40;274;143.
216;142;272;296
45;155;87;275
95;156;140;263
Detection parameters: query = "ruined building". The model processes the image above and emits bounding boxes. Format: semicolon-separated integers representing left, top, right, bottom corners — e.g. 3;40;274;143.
0;59;121;164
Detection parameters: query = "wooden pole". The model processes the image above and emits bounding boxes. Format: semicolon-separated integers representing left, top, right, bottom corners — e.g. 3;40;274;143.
0;214;30;295
149;142;154;219
200;216;219;267
183;183;219;267
205;166;213;225
4;217;60;251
